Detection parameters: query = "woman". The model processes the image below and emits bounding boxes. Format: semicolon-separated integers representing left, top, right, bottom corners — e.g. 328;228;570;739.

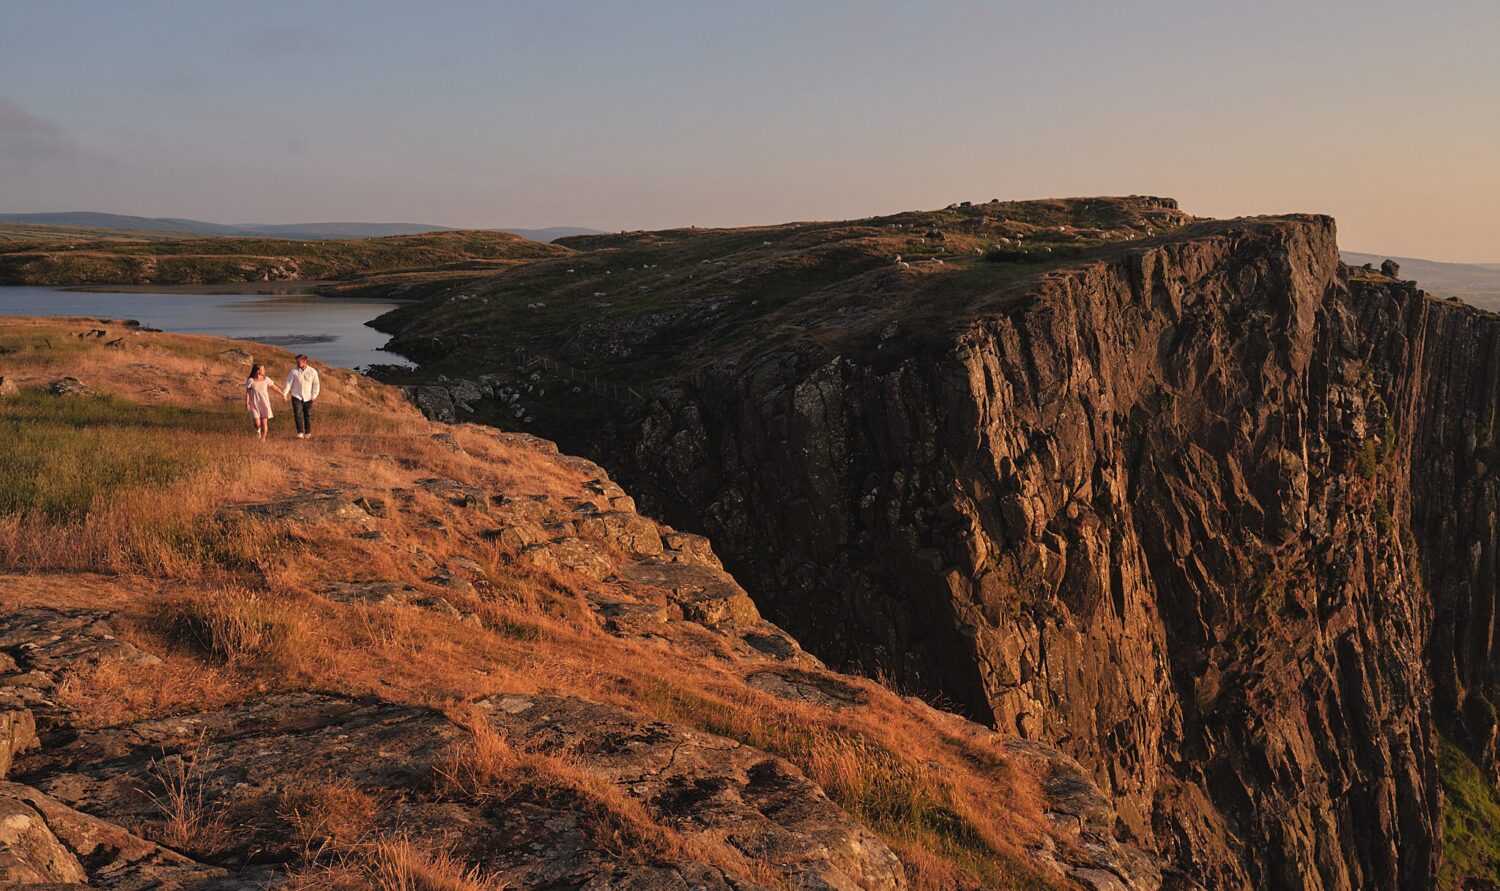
245;363;285;440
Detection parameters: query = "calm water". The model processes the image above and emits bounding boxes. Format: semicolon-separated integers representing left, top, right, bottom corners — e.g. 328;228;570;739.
0;285;412;369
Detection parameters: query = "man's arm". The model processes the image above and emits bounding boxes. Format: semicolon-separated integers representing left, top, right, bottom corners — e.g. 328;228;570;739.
310;368;321;401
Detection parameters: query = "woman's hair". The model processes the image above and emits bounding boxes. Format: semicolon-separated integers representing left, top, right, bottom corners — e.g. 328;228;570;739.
248;363;264;380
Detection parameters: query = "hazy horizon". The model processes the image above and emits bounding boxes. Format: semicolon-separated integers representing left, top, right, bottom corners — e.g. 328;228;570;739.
3;1;1498;261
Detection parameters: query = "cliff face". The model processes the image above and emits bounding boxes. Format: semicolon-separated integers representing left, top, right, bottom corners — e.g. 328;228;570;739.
621;219;1447;888
1360;276;1500;778
378;200;1500;888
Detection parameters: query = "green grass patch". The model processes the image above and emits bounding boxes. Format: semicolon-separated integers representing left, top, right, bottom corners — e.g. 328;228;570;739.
1439;735;1500;889
0;391;239;520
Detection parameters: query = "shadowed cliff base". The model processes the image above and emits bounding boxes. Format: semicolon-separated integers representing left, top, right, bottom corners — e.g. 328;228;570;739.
375;196;1500;889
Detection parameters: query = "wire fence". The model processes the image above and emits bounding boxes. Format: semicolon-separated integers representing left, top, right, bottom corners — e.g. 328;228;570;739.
512;346;647;403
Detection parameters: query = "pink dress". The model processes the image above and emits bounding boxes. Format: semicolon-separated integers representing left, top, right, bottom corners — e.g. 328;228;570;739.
246;377;274;419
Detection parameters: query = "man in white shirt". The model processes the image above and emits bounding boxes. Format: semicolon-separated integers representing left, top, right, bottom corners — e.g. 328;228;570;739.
283;354;321;439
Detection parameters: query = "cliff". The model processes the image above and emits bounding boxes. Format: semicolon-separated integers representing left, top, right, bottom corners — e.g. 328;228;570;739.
376;198;1500;888
0;318;1160;889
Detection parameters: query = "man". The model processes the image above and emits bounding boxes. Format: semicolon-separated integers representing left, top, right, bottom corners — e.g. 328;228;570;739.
283;354;321;439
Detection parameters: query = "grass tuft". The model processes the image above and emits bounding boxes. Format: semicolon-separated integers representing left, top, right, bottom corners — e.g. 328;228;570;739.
155;586;315;670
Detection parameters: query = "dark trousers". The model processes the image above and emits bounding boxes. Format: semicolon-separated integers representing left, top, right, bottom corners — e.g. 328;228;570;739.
291;397;313;434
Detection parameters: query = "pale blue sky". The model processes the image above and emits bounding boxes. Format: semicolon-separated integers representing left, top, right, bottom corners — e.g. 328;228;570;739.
2;1;1497;259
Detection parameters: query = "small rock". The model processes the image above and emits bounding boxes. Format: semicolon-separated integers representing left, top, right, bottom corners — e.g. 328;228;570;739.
46;377;92;397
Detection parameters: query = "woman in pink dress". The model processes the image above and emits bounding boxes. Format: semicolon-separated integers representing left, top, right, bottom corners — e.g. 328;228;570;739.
245;363;286;440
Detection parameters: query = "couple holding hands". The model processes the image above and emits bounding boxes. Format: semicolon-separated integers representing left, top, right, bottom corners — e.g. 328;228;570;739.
245;353;321;441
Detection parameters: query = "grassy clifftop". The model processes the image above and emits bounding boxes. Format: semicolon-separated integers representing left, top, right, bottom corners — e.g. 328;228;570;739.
0;317;1155;889
0;229;570;292
377;196;1195;381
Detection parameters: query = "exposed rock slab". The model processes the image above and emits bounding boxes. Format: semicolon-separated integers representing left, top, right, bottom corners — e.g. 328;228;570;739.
474;693;906;891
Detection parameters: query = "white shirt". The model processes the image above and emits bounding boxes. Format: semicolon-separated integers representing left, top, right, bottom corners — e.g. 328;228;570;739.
284;365;321;401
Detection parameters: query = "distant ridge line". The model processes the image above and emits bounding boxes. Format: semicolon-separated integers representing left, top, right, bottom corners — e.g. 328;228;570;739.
0;212;600;243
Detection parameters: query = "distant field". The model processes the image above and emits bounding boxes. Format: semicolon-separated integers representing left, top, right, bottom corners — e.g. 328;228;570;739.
0;222;201;244
1343;250;1500;313
0;212;601;243
0;229;571;291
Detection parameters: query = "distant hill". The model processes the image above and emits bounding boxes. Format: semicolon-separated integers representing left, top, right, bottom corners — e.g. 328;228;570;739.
233;221;453;239
1342;251;1500;312
0;212;601;243
0;212;249;237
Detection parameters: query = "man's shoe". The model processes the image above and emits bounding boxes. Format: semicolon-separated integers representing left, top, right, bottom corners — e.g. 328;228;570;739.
297;433;307;439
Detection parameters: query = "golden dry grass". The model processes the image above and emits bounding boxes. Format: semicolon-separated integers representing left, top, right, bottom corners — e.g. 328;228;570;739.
145;732;231;853
283;836;502;891
0;317;1065;889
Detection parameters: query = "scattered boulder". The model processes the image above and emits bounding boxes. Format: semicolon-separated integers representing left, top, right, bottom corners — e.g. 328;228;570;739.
480;524;540;549
519;537;614;581
1381;258;1401;277
622;561;760;629
575;509;664;557
404;378;493;421
448;378;483;409
430;431;464;452
239;489;374;527
352;495;387;517
0;377;18;397
404;385;456;422
426;574;477;597
46;377;92;397
661;530;723;569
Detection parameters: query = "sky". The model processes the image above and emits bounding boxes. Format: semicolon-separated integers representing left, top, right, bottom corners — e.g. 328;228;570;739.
2;1;1498;260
